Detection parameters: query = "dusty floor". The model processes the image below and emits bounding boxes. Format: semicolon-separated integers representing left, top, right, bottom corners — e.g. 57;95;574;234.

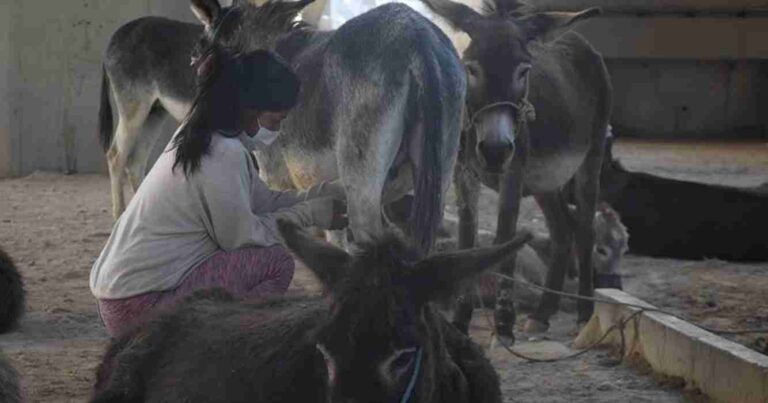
0;139;766;402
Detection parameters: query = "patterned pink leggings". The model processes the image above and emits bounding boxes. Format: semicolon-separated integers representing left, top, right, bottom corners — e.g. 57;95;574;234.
97;245;294;337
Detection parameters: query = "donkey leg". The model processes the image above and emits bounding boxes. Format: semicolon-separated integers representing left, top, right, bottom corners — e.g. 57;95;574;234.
572;145;604;324
493;159;525;341
525;192;574;332
337;142;388;245
109;96;154;219
106;145;126;221
451;163;481;335
127;109;168;191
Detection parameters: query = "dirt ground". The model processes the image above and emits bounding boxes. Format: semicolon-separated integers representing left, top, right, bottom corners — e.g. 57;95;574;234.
0;138;766;402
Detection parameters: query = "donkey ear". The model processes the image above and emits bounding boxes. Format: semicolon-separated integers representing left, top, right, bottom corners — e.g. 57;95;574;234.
420;0;483;35
277;219;349;289
520;7;601;43
191;0;222;29
412;231;533;301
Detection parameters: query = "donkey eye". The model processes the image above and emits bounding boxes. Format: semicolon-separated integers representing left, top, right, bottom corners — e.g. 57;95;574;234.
389;348;417;372
378;347;418;385
465;62;481;79
392;352;414;369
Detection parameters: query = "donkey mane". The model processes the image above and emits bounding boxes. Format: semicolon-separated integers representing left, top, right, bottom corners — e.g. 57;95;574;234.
480;0;531;18
347;232;422;276
238;0;313;31
323;232;424;340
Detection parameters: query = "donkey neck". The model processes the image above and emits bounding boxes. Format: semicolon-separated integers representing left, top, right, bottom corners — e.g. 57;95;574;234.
275;28;334;65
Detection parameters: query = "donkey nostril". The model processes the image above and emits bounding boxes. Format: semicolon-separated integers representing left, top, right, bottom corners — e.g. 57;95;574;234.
477;140;513;170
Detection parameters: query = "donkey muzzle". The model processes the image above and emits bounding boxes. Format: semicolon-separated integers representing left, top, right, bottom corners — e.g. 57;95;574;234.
477;139;515;173
473;107;517;173
595;273;623;290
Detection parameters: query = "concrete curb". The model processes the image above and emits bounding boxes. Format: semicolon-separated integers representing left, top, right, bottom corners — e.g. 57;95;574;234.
574;288;768;403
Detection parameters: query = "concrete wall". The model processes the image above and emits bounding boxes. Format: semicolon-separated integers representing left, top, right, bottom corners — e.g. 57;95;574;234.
608;59;768;138
570;15;768;139
533;0;768;13
1;0;766;177
0;0;205;178
0;1;13;177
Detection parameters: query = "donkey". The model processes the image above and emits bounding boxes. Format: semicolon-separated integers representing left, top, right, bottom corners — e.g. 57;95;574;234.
99;0;312;219
91;220;532;403
420;0;612;339
473;202;629;312
0;247;25;334
193;0;466;253
101;0;466;254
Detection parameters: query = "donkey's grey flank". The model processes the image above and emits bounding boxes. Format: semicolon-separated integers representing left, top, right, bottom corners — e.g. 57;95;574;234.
239;2;466;253
421;0;612;340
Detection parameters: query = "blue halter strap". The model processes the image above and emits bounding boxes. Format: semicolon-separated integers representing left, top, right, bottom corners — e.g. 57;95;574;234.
400;348;423;403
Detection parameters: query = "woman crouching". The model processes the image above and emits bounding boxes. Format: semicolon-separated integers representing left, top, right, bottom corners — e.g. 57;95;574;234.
90;48;346;337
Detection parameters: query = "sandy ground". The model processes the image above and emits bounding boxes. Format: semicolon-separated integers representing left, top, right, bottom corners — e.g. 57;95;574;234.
0;139;766;402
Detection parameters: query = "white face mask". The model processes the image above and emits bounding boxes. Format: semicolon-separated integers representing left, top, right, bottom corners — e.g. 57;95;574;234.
252;125;280;147
242;117;281;151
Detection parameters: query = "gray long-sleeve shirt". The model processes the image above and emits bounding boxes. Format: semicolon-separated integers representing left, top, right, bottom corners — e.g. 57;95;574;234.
90;133;338;299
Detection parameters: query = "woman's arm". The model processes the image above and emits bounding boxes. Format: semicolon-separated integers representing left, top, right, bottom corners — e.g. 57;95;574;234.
194;146;338;251
250;177;346;213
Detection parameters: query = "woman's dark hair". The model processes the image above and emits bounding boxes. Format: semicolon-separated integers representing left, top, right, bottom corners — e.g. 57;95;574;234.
172;46;301;175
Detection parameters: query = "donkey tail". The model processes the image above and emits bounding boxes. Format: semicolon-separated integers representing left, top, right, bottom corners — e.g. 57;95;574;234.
98;65;114;152
409;58;448;255
0;246;25;334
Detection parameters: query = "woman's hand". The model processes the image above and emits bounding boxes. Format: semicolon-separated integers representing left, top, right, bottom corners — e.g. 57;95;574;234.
306;197;348;230
320;179;346;202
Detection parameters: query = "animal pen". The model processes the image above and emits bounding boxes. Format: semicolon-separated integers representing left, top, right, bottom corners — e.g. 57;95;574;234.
0;0;767;402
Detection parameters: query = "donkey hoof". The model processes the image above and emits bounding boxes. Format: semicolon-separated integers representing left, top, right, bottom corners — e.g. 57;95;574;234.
523;318;550;334
490;333;515;349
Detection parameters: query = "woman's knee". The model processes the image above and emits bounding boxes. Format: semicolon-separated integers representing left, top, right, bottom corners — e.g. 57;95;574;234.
258;245;295;293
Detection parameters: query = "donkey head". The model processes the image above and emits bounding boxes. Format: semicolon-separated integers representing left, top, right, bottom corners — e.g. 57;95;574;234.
278;220;530;403
593;202;629;276
190;0;314;68
422;0;600;173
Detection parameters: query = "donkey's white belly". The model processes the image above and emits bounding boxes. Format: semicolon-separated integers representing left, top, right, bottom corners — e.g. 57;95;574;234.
283;151;339;190
160;97;192;122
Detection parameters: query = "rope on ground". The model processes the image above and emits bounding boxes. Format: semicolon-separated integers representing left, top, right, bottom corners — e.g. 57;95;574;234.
474;284;645;363
490;272;768;335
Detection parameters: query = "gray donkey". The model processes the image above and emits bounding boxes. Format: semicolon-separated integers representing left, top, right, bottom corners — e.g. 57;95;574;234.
99;0;466;254
421;0;612;340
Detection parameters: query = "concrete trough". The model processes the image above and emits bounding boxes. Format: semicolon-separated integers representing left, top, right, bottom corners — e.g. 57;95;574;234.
574;288;768;402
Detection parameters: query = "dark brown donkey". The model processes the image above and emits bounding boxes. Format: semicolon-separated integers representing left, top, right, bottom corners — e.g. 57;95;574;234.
90;221;531;403
421;0;612;341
